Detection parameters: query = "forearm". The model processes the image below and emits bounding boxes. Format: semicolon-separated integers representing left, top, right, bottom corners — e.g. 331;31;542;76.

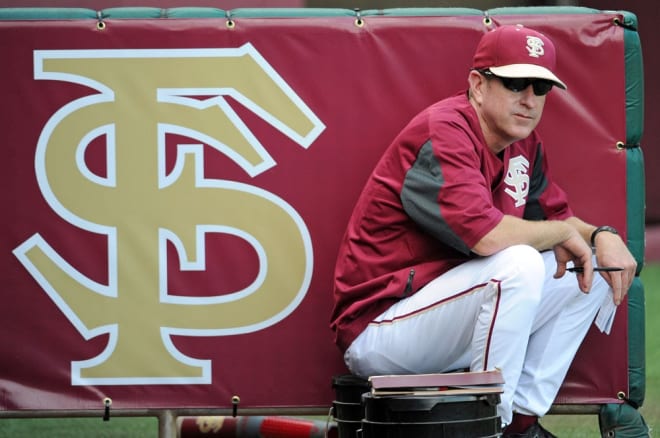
472;215;575;256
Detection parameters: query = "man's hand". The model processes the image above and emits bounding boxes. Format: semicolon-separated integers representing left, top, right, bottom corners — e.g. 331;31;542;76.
552;229;594;293
592;230;637;305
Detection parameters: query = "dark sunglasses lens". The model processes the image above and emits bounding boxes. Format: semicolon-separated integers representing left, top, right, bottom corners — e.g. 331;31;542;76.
500;77;527;92
532;80;553;96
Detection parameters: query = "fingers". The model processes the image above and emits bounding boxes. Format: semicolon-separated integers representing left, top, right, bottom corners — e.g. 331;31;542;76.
607;271;624;306
553;261;566;279
577;258;593;293
565;258;594;293
602;264;635;306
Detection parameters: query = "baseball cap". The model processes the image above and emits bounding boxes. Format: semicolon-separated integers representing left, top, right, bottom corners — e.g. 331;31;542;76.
472;24;567;90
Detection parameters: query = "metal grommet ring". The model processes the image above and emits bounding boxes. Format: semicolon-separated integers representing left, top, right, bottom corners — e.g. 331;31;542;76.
354;8;364;28
96;11;106;30
616;141;625;150
483;16;492;26
225;10;235;29
617;391;626;400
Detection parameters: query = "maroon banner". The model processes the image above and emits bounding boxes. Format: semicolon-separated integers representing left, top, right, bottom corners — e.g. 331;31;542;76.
0;11;629;411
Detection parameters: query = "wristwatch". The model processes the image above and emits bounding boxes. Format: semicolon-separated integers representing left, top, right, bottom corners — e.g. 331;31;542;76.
590;225;618;248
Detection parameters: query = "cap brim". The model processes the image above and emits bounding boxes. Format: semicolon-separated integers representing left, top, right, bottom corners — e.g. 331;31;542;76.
489;64;567;90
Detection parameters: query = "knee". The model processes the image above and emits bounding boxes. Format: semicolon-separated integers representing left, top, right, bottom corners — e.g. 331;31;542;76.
500;244;545;277
496;245;545;301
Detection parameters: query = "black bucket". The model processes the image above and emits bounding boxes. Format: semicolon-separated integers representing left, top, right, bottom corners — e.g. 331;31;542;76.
360;392;502;438
332;374;370;438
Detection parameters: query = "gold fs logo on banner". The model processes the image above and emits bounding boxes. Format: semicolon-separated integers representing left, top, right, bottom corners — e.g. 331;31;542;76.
13;44;325;385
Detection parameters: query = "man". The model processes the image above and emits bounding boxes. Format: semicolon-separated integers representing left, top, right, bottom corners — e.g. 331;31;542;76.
330;24;636;437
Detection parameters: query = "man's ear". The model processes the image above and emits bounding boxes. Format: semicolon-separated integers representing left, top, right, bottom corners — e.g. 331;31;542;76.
468;70;486;103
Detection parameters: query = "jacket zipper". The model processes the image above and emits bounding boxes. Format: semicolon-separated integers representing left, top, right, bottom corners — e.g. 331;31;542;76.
403;268;415;297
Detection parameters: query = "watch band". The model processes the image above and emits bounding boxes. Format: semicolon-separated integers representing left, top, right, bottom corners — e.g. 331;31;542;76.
590;225;618;248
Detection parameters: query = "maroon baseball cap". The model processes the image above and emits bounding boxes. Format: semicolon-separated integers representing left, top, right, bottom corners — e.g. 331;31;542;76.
472;24;567;89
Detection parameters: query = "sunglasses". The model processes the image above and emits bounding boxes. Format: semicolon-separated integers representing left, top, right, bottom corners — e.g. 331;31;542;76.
478;69;554;96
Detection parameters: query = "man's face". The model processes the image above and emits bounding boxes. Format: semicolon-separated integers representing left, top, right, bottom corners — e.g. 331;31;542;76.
470;70;548;152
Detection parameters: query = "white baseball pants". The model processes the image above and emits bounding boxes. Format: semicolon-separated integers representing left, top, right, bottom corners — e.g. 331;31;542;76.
344;244;611;425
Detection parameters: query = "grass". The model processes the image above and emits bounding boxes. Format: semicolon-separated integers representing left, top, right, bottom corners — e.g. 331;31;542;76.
2;263;660;437
0;417;159;437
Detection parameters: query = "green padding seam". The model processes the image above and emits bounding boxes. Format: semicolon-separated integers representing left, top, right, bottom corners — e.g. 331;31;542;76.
101;7;163;18
627;278;646;406
627;151;646;413
230;8;353;18
164;8;225;19
622;12;644;147
361;8;482;17
627;147;646;270
487;6;601;15
0;7;94;19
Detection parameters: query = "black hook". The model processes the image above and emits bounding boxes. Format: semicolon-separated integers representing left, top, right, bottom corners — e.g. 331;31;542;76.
102;397;112;422
231;395;240;417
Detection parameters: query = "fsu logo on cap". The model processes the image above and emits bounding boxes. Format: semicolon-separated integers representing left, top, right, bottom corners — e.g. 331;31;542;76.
526;36;545;58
